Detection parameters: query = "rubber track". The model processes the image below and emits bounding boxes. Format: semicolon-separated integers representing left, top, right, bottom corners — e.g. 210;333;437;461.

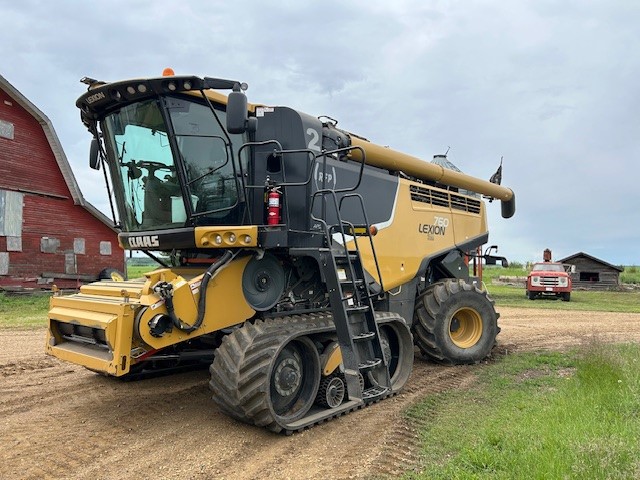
209;312;403;433
413;279;499;364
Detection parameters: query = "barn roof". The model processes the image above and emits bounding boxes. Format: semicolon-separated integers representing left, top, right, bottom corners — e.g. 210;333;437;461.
557;252;624;272
0;74;115;230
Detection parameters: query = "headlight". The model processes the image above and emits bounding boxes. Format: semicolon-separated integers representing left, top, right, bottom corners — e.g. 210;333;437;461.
558;277;568;286
531;276;540;285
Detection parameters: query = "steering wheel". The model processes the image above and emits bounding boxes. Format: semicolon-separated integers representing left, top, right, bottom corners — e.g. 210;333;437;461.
123;160;175;181
136;160;175;174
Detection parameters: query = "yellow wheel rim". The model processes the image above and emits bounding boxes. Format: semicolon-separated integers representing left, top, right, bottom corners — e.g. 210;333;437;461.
110;272;125;281
448;308;483;348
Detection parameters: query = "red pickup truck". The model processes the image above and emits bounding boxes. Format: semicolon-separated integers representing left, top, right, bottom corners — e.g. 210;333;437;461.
526;262;572;301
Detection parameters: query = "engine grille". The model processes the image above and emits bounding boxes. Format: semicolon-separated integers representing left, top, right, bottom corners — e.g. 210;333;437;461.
539;276;560;286
410;185;481;214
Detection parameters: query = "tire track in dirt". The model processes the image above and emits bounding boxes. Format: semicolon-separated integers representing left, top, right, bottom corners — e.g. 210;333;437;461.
367;361;477;477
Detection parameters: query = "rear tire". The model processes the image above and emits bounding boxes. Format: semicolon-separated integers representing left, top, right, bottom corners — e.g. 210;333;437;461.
413;279;499;365
98;268;125;281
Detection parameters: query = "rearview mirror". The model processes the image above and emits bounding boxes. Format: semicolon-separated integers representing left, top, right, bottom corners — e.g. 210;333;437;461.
89;138;101;170
226;89;249;134
227;91;249;133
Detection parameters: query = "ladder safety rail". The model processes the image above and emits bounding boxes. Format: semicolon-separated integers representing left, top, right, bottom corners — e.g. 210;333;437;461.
337;193;385;294
316;145;367;194
309;145;367;241
307;146;390;402
237;140;318;226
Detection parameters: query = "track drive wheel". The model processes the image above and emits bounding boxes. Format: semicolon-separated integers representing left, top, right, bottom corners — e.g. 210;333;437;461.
413;279;499;364
270;337;320;422
209;318;321;433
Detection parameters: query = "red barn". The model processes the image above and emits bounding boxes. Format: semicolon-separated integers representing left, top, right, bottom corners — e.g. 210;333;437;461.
0;74;124;290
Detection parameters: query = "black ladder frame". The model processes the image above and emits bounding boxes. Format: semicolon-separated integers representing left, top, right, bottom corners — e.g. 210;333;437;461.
305;148;389;402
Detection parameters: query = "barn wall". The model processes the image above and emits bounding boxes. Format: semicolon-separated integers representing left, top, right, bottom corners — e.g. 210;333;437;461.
0;85;124;289
0;90;71;198
0;192;124;289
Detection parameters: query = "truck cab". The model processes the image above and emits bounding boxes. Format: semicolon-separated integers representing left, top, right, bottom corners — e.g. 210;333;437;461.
526;262;572;301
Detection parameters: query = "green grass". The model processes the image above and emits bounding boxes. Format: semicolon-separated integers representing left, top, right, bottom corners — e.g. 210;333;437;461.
621;266;640;284
486;284;640;313
482;265;530;281
480;265;640;313
0;263;161;330
127;264;159;279
405;343;640;479
484;265;640;285
0;292;51;329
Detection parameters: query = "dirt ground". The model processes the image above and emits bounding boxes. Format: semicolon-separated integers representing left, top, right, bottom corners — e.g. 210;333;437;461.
2;306;640;480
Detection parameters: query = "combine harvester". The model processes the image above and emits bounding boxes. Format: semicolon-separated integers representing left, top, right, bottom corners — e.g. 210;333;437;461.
46;70;515;433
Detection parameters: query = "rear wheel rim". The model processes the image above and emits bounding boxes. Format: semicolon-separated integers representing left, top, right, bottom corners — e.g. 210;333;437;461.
448;308;483;348
110;271;125;281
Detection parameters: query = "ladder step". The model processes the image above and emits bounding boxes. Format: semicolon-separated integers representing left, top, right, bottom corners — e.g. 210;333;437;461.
334;254;358;264
358;358;382;371
346;305;369;313
353;331;376;342
363;386;389;400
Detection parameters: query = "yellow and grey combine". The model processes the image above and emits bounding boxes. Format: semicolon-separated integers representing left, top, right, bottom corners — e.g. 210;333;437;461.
47;72;515;433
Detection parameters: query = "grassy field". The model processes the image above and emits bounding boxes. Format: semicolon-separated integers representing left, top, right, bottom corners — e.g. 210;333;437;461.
486;285;640;313
483;264;640;284
405;342;640;479
481;266;640;313
1;264;639;328
0;292;50;329
128;264;159;279
620;266;640;284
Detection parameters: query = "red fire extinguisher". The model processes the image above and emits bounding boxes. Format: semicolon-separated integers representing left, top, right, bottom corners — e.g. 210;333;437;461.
267;186;281;225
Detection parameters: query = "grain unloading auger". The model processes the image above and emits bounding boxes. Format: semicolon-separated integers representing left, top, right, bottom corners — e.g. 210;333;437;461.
46;72;515;433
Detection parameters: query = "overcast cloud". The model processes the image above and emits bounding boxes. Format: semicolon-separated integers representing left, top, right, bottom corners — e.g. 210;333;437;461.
1;0;638;264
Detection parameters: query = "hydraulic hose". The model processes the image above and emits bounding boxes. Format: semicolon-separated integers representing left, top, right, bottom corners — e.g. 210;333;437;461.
157;250;234;334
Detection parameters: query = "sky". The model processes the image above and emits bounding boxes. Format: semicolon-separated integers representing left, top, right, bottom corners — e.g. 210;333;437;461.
1;0;639;265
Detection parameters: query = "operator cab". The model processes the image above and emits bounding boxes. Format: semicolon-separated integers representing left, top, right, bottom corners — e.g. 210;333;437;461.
80;76;250;235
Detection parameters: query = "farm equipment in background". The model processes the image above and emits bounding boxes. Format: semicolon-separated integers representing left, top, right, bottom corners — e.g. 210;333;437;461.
526;249;572;301
46;71;516;432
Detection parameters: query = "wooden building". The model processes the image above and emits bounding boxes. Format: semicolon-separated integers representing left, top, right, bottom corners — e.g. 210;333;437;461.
0;74;124;290
557;252;623;290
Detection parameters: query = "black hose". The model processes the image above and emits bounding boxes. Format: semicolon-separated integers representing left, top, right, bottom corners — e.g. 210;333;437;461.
165;250;234;333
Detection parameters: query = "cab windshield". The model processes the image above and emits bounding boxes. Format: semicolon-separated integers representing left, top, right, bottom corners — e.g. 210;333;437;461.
532;263;564;272
103;97;246;232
